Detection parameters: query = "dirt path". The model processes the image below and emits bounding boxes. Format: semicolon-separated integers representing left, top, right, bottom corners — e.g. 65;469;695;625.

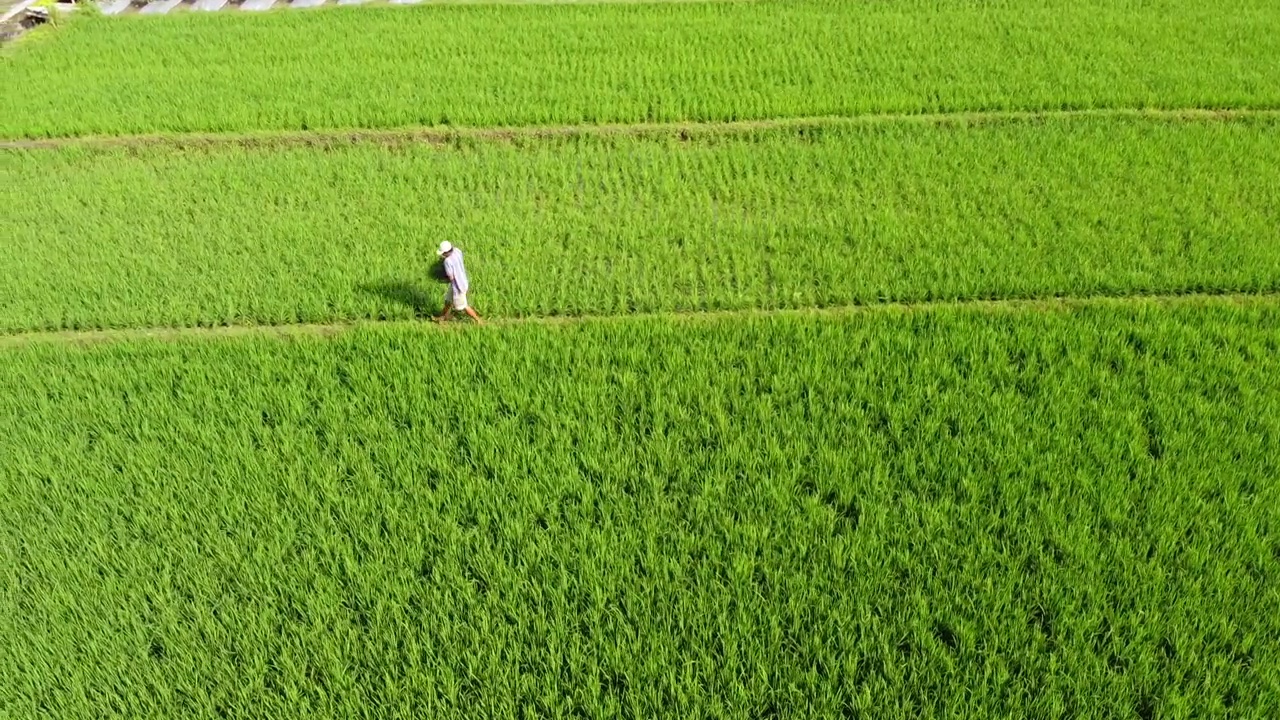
2;290;1275;349
4;107;1279;152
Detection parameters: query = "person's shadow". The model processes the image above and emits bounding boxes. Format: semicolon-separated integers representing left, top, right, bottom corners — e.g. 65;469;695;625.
359;279;438;318
361;260;449;318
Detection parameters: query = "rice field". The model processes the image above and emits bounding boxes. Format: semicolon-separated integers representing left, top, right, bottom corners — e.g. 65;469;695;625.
2;0;1279;138
3;0;1279;716
3;302;1280;717
4;116;1280;332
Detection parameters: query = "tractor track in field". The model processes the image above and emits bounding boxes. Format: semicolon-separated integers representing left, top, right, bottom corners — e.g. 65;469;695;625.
2;289;1277;349
4;107;1280;151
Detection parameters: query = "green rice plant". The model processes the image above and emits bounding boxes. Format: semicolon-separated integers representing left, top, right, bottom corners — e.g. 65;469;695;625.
1;299;1278;717
2;0;1279;138
3;116;1279;332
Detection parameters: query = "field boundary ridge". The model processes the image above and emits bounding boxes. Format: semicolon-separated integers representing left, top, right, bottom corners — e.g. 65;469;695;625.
5;107;1280;151
3;289;1277;349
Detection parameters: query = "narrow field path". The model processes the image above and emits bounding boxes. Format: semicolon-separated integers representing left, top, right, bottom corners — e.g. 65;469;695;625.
4;107;1279;152
3;289;1275;349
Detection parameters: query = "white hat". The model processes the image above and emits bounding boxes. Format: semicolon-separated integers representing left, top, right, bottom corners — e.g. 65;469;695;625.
437;241;453;256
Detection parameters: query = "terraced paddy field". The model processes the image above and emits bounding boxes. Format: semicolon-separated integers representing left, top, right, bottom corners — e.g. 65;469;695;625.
4;0;1280;139
2;1;1279;717
5;114;1280;333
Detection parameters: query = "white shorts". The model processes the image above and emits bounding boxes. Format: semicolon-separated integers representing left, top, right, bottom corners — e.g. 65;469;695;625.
445;287;468;311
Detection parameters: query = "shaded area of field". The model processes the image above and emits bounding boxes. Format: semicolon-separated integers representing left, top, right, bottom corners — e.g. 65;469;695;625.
3;0;1280;138
4;116;1280;332
3;302;1278;717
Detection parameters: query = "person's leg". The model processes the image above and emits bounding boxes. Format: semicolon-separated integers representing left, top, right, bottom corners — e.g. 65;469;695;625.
435;287;455;322
454;292;482;324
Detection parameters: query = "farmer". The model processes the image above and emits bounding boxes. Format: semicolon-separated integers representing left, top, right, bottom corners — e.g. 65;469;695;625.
435;241;482;324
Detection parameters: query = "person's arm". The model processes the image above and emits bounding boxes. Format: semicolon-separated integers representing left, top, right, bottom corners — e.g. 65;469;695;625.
443;258;460;290
435;259;455;321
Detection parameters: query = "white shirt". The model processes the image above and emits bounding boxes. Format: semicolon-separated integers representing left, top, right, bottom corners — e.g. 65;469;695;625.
443;249;469;294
